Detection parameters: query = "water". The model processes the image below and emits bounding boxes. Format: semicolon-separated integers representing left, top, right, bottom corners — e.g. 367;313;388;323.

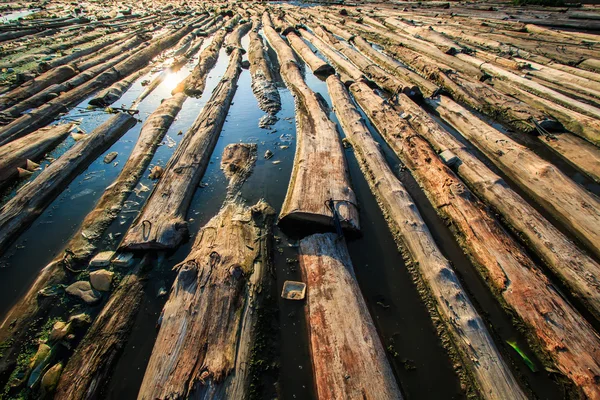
0;26;587;400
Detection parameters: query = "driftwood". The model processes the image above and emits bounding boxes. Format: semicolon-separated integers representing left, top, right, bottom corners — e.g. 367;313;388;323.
326;75;524;399
427;95;600;259
120;22;249;251
87;64;153;108
350;79;600;398
247;20;281;115
0;123;72;189
0;93;185;384
299;233;403;399
262;21;359;232
284;31;334;77
539;133;600;183
0;22;196;146
0;113;136;256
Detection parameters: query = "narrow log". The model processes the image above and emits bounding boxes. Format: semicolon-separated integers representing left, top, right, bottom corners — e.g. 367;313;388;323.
247;20;281;114
0;113;136;256
120;23;249;250
0;22;195;145
0;123;72;189
263;22;359;232
285;31;334;77
539;133;600;183
87;63;154;108
519;58;600;96
0;93;185;384
327;75;525;399
350;79;600;398
384;17;463;54
427;95;600;259
299;233;403;399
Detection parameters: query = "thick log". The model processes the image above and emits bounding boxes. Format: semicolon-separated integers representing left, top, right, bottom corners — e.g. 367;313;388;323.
285;31;334;77
539;133;600;183
520;58;600;97
87;63;154;108
0;93;185;384
0;112;136;256
120;23;249;251
327;75;525;399
427;95;600;259
299;233;403;399
0;123;72;189
0;23;195;146
263;23;359;232
384;17;463;54
350;79;600;399
247;20;281;114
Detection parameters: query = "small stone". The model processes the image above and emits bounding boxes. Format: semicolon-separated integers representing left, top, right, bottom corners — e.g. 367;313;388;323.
40;363;62;394
112;252;134;267
89;251;114;267
149;165;163;180
29;343;51;371
66;281;101;304
68;313;91;327
241;60;250;69
90;269;113;292
157;287;167;297
49;321;70;342
264;150;273;159
103;151;118;163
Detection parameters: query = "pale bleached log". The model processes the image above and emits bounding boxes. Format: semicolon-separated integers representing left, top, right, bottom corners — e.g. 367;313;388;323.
384;17;463;54
87;63;154;107
539;133;600;183
0;113;136;256
263;23;359;232
427;95;600;259
120;23;249;250
327;74;525;399
0;123;72;189
299;233;403;400
350;79;600;399
248;20;281;114
285;31;335;77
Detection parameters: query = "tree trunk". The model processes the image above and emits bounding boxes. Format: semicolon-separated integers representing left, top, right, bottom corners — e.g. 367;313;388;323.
247;19;281;115
262;23;359;233
327;75;525;399
285;31;334;77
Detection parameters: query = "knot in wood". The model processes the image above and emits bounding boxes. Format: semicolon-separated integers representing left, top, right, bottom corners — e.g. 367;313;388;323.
178;262;198;288
229;264;243;280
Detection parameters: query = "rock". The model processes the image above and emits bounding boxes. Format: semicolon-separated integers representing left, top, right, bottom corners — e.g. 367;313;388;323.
241;59;250;69
66;281;101;304
157;287;167;297
264;150;273;159
71;132;86;141
90;269;113;292
149;165;163;180
112;252;134;267
25;159;40;171
68;313;91;327
103;151;118;163
29;343;51;371
40;363;62;394
49;321;70;342
89;250;114;267
17;167;33;178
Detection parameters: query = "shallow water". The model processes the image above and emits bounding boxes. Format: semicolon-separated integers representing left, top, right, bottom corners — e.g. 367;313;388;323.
0;24;588;400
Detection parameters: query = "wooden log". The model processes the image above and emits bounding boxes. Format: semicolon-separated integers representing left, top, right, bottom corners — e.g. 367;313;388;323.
120;23;249;251
539;133;600;183
427;95;600;259
263;23;359;232
350;79;600;399
247;19;281;115
0;93;185;384
87;63;154;108
0;112;136;256
285;31;335;77
326;75;525;399
0;123;72;189
519;58;600;96
0;22;195;146
384;17;463;54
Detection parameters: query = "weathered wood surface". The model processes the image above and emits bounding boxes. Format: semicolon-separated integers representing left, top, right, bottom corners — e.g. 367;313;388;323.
327;75;525;399
0;123;72;189
120;22;249;250
539;133;600;183
284;30;334;77
350;79;600;398
87;63;154;108
262;21;359;232
0;112;136;256
299;233;403;400
0;93;185;385
427;95;600;259
247;19;281;115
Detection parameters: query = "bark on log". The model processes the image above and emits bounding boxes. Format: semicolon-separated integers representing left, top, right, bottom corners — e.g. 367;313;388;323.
299;233;403;400
0;23;194;145
263;23;359;232
0;93;185;384
350;79;600;399
327;75;525;399
248;20;281;114
0;112;136;256
0;123;72;189
137;199;274;400
120;23;249;251
427;95;600;259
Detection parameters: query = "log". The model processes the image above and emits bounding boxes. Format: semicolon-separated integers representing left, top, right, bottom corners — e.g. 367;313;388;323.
247;19;281;115
262;23;359;232
539;133;600;183
427;95;600;259
0;112;136;256
0;123;72;189
285;30;334;77
300;234;404;400
120;23;249;251
0;22;195;146
87;63;154;108
384;17;463;54
350;79;600;399
327;75;525;399
0;93;185;384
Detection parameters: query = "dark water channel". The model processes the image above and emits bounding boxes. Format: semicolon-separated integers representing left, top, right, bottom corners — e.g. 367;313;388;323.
0;24;582;400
